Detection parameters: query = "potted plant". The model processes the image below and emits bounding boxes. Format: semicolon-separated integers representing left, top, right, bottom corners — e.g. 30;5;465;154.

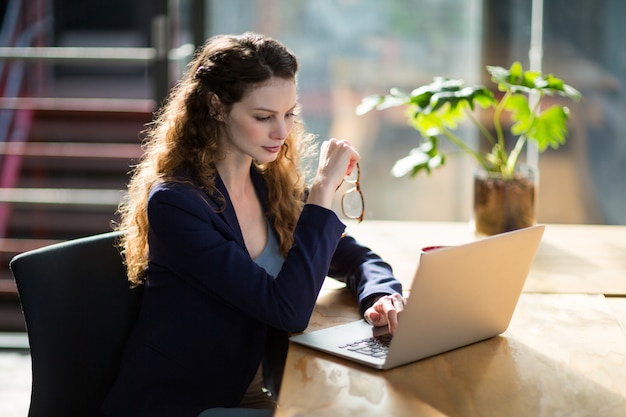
356;61;582;235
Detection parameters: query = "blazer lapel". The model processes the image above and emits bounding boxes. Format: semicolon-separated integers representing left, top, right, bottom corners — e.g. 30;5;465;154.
214;174;246;252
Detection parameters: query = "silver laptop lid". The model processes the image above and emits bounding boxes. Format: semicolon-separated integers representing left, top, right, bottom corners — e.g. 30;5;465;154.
383;224;545;369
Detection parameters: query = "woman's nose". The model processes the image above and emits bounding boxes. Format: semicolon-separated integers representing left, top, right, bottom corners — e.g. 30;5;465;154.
271;120;288;140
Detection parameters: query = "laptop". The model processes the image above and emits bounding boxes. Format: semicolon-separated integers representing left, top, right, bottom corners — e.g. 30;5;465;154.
290;224;545;370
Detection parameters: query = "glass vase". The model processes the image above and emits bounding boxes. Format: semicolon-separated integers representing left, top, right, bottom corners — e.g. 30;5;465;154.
472;166;538;236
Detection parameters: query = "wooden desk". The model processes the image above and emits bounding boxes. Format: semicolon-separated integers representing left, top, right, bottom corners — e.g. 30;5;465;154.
276;222;626;417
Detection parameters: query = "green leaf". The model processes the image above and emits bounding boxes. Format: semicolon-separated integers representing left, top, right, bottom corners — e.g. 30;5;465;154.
356;61;582;180
403;81;495;138
408;101;467;137
489;63;534;94
355;95;384;115
527;106;570;151
391;137;445;177
487;61;583;100
505;94;533;135
469;87;497;108
408;110;440;138
437;101;467;128
355;89;410;115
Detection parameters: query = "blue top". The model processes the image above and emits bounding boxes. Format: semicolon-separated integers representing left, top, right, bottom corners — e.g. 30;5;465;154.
102;167;402;417
253;221;284;278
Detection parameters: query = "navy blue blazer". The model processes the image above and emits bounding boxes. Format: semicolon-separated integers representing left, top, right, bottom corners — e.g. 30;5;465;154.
103;168;402;417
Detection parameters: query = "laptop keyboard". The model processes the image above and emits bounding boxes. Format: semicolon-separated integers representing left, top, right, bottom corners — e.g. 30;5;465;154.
339;334;392;358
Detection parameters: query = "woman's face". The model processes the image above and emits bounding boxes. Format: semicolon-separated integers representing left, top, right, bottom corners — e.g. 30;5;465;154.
221;76;297;165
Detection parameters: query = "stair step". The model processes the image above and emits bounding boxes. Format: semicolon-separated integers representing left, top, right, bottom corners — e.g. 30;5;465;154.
2;141;142;173
0;97;154;114
16;177;128;190
0;238;62;254
0;101;147;305
0;188;124;206
1;98;152;144
0;141;143;159
17;157;135;174
7;209;117;235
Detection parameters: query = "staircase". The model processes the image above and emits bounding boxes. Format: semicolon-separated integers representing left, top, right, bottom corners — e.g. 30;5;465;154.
0;0;182;331
0;98;153;330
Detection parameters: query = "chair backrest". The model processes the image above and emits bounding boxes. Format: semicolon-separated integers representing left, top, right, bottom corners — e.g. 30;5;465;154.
9;231;143;417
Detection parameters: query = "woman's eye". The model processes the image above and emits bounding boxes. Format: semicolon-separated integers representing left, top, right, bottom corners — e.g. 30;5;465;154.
255;111;296;122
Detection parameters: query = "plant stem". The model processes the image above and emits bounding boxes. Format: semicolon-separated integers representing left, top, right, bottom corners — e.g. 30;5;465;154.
441;128;491;170
466;110;497;146
506;135;527;175
506;93;542;175
492;90;512;171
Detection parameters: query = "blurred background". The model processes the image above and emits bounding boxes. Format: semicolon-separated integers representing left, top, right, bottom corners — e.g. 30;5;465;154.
0;0;624;330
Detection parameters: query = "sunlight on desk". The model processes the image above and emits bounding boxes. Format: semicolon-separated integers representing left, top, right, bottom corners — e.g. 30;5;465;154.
277;222;626;417
278;293;626;417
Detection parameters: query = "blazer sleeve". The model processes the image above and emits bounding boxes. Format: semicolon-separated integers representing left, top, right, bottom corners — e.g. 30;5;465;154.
146;183;345;332
327;234;403;314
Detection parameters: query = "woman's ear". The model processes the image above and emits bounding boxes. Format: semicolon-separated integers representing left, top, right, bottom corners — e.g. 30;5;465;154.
209;94;225;122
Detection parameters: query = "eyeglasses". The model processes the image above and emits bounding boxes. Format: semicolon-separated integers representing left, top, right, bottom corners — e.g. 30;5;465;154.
341;162;365;223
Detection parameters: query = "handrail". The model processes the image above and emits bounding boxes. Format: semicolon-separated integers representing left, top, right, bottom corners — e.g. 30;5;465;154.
0;0;22;47
0;97;155;113
0;188;124;206
0;142;144;159
0;238;61;254
0;46;155;64
0;43;195;65
0;12;51;141
0;0;48;239
0;1;188;246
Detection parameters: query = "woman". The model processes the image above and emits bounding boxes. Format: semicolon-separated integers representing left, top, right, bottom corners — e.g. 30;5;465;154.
103;32;404;417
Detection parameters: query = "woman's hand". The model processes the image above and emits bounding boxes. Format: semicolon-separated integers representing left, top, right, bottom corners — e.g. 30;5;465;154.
307;138;360;209
364;293;406;335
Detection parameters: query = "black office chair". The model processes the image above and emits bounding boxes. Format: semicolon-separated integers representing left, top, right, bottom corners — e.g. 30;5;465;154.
9;231;143;417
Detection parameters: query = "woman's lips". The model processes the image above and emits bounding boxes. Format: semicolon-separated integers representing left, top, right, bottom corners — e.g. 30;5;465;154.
264;145;282;153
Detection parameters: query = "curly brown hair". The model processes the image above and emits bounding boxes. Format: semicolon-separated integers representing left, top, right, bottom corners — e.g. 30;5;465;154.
116;32;315;286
